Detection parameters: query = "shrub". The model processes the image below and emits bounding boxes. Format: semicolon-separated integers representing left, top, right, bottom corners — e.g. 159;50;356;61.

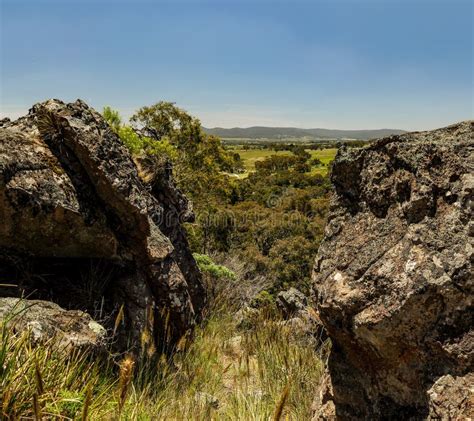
193;253;236;280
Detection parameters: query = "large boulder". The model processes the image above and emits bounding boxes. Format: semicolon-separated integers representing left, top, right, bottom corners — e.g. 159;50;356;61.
0;99;206;351
312;121;473;419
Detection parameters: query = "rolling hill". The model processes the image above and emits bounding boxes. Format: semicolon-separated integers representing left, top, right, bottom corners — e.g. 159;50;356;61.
203;126;406;140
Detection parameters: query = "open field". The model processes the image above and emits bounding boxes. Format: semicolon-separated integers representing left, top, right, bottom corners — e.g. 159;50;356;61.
235;149;293;172
222;137;323;145
308;148;338;175
307;148;338;165
233;147;338;176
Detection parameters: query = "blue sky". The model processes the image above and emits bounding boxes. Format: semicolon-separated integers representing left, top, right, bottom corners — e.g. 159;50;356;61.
1;0;472;130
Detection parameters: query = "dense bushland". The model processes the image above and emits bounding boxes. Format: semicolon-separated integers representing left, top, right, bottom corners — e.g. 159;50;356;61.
104;102;332;297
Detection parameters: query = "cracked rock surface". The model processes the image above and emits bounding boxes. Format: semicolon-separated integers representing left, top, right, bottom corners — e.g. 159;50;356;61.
312;121;473;420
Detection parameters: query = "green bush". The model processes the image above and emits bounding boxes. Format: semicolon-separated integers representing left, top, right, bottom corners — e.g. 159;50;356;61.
251;290;275;308
193;253;236;280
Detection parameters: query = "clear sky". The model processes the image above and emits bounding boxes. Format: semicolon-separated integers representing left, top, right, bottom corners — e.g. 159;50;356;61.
1;0;472;130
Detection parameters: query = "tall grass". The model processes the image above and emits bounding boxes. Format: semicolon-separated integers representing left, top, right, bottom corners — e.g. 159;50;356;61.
1;300;325;420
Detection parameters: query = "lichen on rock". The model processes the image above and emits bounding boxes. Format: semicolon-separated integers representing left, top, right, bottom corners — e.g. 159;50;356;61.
0;297;107;351
312;121;473;420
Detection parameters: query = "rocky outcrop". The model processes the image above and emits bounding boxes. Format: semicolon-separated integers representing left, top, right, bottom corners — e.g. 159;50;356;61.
276;287;308;318
0;297;106;351
0;99;206;351
312;121;473;419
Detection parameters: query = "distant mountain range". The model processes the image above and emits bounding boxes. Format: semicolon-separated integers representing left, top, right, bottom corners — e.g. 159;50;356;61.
203;126;406;140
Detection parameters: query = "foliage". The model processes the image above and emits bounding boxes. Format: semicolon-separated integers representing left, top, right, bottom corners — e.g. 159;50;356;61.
130;102;242;177
119;126;177;158
188;146;332;295
193;253;236;281
251;290;275;308
310;157;323;166
102;106;121;132
103;107;178;161
103;103;242;205
269;236;317;293
232;147;336;177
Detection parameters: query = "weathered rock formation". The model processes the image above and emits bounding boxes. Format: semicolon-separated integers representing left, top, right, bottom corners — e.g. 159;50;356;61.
312;121;473;419
0;297;106;351
0;99;206;351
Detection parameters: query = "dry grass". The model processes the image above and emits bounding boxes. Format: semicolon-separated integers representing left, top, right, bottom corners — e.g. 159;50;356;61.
1;295;325;420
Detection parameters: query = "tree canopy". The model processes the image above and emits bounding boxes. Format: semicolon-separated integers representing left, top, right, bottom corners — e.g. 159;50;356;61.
103;102;242;204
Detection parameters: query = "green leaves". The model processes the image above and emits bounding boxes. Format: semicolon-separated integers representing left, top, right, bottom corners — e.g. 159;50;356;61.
118;126;177;159
102;106;122;132
102;106;178;162
193;253;236;281
130;102;241;176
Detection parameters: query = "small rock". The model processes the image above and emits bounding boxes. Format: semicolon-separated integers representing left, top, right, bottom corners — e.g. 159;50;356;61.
0;297;106;351
235;306;259;329
276;287;307;318
427;373;474;420
194;391;219;409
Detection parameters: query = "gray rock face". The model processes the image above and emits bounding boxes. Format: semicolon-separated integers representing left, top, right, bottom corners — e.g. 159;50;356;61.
276;287;308;318
0;99;206;351
275;288;327;346
0;297;106;351
312;121;473;419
